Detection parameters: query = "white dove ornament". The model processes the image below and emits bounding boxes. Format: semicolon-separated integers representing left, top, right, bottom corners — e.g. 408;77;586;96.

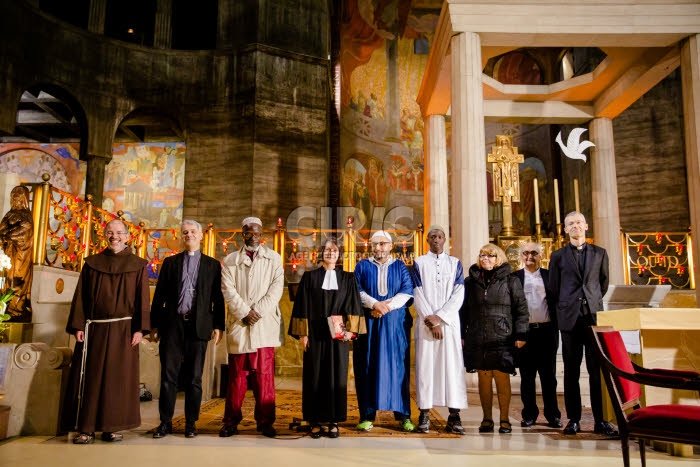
555;128;595;162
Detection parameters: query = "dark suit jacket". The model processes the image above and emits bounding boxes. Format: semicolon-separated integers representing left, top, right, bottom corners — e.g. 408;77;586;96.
151;251;225;340
548;243;609;332
512;267;557;327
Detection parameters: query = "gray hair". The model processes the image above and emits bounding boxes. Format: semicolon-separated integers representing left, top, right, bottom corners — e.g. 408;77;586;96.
522;242;542;254
564;211;586;224
181;219;203;232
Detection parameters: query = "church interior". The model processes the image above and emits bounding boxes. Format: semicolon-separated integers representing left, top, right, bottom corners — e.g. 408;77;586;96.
0;0;700;465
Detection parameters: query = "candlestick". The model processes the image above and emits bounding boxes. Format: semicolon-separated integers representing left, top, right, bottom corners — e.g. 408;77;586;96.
574;178;580;212
554;178;560;224
533;178;540;224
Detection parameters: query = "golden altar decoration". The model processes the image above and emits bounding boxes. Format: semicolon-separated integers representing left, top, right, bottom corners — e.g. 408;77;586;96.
488;135;523;237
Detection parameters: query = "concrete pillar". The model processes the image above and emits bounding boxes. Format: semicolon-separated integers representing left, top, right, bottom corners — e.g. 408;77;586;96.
0;79;19;135
85;155;107;207
681;34;700;304
450;32;488;262
589;117;624;285
424;114;450;247
153;0;173;49
87;0;107;35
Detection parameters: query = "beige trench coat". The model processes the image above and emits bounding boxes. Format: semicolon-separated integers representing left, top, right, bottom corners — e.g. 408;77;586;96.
222;246;285;354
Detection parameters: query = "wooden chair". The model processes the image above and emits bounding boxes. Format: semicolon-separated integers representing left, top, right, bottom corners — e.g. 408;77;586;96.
588;326;700;467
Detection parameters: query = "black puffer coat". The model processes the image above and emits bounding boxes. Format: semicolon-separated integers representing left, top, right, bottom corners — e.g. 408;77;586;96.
460;262;529;375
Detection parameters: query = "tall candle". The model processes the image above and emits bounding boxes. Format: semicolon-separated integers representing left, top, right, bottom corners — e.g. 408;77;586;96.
533;178;540;224
574;178;580;212
554;179;561;224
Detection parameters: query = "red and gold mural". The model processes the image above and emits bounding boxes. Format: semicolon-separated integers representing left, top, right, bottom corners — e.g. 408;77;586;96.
339;0;439;230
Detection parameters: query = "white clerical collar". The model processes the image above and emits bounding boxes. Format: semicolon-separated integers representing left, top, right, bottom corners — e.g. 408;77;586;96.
321;269;338;290
186;250;200;256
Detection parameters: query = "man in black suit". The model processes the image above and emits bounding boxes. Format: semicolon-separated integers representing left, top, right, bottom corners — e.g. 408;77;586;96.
549;212;618;436
513;242;561;429
151;220;225;439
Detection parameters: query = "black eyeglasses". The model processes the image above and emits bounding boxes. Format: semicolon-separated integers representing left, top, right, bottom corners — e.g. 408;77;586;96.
242;232;262;240
479;254;497;259
521;251;540;257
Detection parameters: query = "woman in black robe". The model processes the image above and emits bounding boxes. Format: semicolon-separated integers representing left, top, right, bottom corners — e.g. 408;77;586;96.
288;237;365;438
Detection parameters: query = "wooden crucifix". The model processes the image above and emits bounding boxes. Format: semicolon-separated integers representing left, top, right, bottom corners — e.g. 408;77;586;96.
487;135;523;236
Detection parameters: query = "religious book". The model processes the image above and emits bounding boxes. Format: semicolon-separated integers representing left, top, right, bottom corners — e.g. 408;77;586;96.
327;315;346;340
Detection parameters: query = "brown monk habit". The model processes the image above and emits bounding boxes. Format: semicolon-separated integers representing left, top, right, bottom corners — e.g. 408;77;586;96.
61;248;150;434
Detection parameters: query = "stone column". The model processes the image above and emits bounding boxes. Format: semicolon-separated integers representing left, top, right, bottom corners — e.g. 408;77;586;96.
589;117;624;284
424;114;450;247
681;34;700;304
87;0;107;35
450;32;488;261
153;0;173;49
85;155;107;207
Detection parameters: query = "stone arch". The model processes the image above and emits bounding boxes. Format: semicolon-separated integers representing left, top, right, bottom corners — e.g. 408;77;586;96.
19;82;89;161
116;107;184;144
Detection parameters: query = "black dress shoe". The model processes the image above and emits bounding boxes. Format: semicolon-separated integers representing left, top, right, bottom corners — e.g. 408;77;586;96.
309;424;324;439
547;418;563;428
498;420;512;434
478;419;494;433
153;422;172;439
260;425;277;438
327;423;340;439
185;423;197;438
593;421;619;436
563;420;580;434
219;424;238;437
521;418;536;428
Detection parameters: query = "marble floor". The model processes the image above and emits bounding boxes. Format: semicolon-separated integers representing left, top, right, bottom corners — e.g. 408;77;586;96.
1;377;698;467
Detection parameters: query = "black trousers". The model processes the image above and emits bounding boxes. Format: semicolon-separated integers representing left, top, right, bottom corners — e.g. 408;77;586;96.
158;314;209;424
561;315;603;423
519;322;561;422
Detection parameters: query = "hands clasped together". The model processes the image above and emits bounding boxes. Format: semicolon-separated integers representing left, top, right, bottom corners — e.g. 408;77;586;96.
241;307;262;326
424;314;443;340
370;300;391;318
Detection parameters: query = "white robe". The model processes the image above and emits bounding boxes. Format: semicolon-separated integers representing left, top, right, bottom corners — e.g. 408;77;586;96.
412;252;468;409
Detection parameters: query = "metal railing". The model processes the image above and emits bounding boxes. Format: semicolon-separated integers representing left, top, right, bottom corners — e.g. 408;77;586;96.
29;179;425;282
29;179;695;289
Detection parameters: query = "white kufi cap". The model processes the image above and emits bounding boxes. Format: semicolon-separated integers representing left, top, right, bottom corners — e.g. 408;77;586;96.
241;217;263;228
370;230;392;243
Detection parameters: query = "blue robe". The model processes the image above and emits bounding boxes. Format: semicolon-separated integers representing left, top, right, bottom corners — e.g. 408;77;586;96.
353;258;414;419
